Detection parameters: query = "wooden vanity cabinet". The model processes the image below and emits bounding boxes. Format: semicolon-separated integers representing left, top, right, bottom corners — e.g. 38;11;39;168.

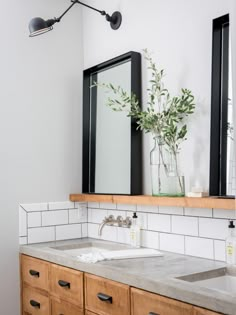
193;307;222;315
84;273;130;315
20;254;84;315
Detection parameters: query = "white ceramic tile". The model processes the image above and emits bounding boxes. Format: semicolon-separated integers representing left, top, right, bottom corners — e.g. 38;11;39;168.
160;233;184;254
117;227;130;244
137;204;158;213
172;216;198;236
82;223;88;237
127;211;147;229
42;210;68;226
19;237;27;245
19;206;27;237
214;240;226;262
100;225;117;242
107;210;126;219
199;218;228;240
159;206;184;215
56;224;82;241
147;214;171;232
184;208;213;218
75;202;87;208
116;203;137;211
48;201;75;210
28;227;55;244
87;223;100;239
69;208;87;224
213;209;236;219
20;203;48;212
141;230;159;249
88;202;100;209
87;209;108;224
100;202;117;210
28;212;41;228
185;236;214;259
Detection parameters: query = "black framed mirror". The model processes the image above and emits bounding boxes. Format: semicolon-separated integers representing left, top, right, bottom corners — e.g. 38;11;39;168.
82;51;142;195
210;14;235;198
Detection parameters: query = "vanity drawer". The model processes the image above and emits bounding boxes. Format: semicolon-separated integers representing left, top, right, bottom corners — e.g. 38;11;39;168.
22;285;50;315
50;263;83;307
51;296;84;315
85;273;130;315
21;255;49;291
193;307;222;315
131;287;192;315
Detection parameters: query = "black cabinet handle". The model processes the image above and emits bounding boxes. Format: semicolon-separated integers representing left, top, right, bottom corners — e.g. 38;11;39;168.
149;313;159;315
97;292;112;304
30;300;40;308
58;280;70;289
29;269;40;277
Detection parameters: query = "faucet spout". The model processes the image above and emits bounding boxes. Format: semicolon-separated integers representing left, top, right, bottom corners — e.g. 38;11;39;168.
98;221;107;236
98;215;115;236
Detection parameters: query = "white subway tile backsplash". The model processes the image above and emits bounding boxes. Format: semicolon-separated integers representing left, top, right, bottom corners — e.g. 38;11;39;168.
117;227;130;244
82;223;88;238
107;210;126;218
214;240;226;261
42;210;68;226
185;208;212;218
185;237;214;259
101;225;117;242
28;227;55;244
213;209;236;219
199;218;228;240
21;203;48;212
88;208;108;224
116;203;136;211
88;202;100;209
100;202;116;209
88;223;100;239
19;207;27;237
172;216;198;236
148;214;171;232
56;224;82;241
48;201;75;210
69;208;87;224
160;233;185;254
19;237;27;245
137;204;158;213
28;212;41;228
159;206;184;215
141;230;159;249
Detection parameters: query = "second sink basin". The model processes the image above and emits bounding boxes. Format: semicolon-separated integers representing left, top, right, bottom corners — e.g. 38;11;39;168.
177;267;236;293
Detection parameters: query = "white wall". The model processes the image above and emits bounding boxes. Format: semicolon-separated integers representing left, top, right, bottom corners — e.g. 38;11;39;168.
0;1;83;314
82;0;232;194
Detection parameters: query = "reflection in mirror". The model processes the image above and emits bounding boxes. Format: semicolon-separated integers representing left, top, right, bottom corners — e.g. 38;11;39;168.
82;52;142;195
210;14;235;197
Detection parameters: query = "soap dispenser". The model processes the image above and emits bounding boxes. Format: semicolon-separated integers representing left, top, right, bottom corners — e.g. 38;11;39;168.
130;212;141;248
226;220;236;265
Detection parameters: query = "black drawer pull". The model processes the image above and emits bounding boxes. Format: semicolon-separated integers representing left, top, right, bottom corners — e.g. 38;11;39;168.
30;300;40;308
58;280;70;289
29;269;40;277
149;313;159;315
97;292;112;304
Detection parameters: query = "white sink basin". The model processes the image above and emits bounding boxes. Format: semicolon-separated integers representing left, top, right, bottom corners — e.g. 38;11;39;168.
177;267;236;294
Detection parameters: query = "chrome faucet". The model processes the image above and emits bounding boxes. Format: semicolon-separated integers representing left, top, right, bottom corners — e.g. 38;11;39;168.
98;214;131;236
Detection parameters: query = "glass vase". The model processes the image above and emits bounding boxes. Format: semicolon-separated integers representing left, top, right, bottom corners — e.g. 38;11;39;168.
150;137;185;197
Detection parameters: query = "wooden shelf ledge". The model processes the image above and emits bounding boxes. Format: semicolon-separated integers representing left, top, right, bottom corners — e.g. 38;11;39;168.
70;194;235;210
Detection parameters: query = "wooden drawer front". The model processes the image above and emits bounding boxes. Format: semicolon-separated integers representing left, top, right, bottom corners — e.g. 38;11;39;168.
51;297;84;315
50;263;83;307
131;287;192;315
23;286;50;315
193;307;222;315
85;273;130;315
21;255;49;291
85;311;97;315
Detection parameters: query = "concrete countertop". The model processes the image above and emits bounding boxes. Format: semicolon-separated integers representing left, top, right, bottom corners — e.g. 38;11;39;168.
20;238;234;314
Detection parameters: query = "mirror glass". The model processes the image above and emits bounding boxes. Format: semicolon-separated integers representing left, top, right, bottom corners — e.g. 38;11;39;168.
82;52;142;195
210;14;235;197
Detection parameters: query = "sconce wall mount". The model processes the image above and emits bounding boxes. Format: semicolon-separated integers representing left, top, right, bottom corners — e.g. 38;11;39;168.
29;0;122;37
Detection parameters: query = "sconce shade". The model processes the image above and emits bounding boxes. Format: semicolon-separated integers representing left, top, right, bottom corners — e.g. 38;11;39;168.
29;17;56;37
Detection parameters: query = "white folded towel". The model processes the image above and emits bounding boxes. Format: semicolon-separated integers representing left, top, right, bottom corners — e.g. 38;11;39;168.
77;248;163;263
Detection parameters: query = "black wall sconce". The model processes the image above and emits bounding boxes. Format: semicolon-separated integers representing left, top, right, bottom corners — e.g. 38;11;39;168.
29;0;122;37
